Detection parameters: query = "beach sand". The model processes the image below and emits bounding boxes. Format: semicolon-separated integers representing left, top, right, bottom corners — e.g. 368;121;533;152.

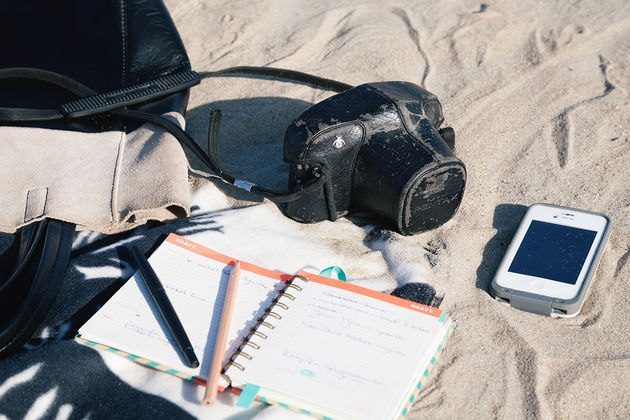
165;0;630;417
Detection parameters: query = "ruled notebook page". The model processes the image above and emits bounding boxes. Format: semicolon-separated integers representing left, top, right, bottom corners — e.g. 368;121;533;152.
226;274;450;420
78;235;287;383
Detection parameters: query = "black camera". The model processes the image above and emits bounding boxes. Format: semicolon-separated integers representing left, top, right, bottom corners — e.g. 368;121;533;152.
283;81;466;235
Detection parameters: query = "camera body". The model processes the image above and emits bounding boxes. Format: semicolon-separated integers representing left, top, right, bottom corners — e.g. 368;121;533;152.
283;81;466;235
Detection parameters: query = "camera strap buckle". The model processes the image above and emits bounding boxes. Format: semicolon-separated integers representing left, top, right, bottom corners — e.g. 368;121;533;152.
233;179;254;192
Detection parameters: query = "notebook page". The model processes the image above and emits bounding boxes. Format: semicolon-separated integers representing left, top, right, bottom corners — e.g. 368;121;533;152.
78;234;289;383
227;273;449;420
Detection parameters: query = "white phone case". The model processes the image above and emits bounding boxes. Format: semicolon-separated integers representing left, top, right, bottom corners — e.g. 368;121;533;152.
489;204;611;317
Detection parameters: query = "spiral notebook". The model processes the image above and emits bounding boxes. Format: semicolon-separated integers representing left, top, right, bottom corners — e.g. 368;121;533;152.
76;233;454;420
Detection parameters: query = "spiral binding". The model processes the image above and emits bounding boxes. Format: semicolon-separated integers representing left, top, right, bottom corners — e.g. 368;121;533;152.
223;275;309;372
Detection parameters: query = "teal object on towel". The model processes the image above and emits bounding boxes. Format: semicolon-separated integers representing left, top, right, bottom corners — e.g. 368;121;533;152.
319;266;347;281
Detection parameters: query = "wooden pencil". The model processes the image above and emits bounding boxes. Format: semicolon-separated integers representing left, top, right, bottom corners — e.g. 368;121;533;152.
203;261;241;406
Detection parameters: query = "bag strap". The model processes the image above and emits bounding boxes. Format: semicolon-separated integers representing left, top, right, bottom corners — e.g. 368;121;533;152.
0;66;352;202
0;219;75;357
0;67;200;121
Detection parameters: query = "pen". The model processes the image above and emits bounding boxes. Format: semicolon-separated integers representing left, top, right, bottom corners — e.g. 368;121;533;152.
203;261;241;406
129;245;199;369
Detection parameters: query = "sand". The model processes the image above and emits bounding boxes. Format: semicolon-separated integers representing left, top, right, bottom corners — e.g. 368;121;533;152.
165;0;630;417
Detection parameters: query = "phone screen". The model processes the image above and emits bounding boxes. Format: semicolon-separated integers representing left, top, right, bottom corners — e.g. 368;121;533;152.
508;220;597;285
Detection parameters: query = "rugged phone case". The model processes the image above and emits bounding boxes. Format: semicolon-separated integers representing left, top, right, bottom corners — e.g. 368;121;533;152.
489;204;612;317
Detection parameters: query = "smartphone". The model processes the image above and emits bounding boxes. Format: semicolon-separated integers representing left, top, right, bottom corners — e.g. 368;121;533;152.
490;203;611;317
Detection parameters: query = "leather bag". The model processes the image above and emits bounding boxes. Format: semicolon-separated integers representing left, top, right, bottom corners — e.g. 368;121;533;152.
0;0;197;357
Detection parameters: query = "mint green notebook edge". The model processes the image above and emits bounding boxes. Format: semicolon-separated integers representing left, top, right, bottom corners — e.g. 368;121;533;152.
399;318;456;419
74;334;203;384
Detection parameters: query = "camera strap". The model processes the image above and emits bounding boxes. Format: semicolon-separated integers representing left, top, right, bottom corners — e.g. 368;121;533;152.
0;66;351;203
